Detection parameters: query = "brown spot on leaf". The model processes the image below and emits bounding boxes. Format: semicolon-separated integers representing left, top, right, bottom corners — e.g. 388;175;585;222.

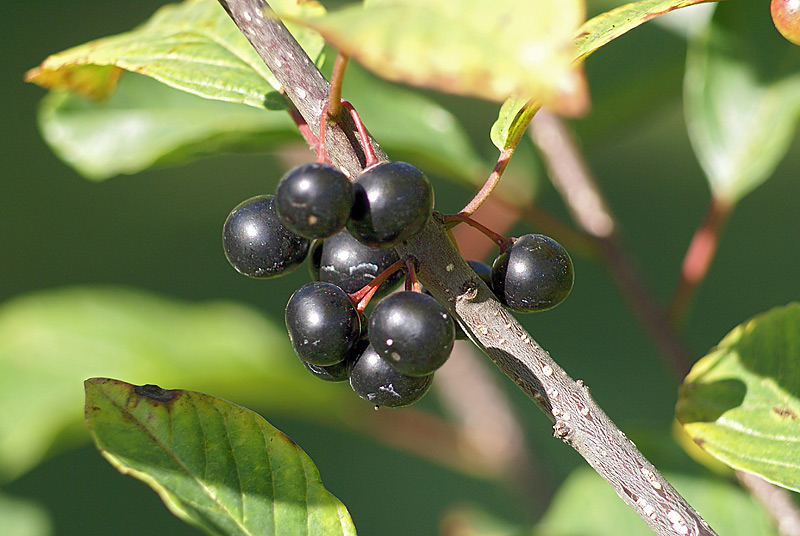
134;384;180;403
773;407;797;420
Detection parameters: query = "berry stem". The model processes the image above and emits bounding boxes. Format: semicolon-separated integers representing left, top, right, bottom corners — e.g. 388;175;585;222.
288;104;320;151
460;146;515;217
317;104;332;163
349;259;405;313
341;100;380;168
444;213;513;251
404;257;421;293
327;53;349;119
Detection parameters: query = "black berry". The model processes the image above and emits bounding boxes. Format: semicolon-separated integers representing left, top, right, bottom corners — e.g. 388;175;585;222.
491;234;574;313
309;230;403;299
275;163;354;239
302;339;366;382
222;195;310;278
285;281;361;366
369;291;455;377
349;343;433;407
347;161;433;248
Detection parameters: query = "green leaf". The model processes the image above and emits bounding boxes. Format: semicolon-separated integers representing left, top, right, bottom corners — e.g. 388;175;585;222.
676;303;800;493
533;467;778;536
288;0;588;112
26;0;325;109
343;64;485;184
491;0;716;150
574;0;718;62
38;73;297;180
685;0;800;202
85;378;356;536
0;493;52;536
0;286;352;483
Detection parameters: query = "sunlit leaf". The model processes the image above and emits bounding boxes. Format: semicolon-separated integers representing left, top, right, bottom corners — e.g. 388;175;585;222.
286;0;588;113
685;0;800;202
677;303;800;492
26;0;325;108
38;73;298;180
0;286;352;483
85;378;356;536
0;493;52;536
492;0;720;150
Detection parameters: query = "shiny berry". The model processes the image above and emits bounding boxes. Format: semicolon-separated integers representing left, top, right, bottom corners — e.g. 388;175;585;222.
309;230;403;299
285;282;361;366
491;234;574;313
222;195;310;278
302;339;366;382
349;343;433;407
275;163;354;239
369;291;455;377
772;0;800;46
347;161;433;248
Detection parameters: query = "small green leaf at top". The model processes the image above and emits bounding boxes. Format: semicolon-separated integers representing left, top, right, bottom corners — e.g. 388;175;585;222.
685;0;800;202
491;0;716;150
85;378;356;536
25;0;325;109
38;73;297;180
677;303;800;493
286;0;589;114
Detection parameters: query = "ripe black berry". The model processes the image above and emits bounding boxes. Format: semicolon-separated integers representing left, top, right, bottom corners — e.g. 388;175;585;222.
369;291;455;377
302;339;366;382
222;195;310;278
285;281;361;366
349;343;433;407
491;234;574;313
275;163;354;239
309;230;403;299
347;161;434;248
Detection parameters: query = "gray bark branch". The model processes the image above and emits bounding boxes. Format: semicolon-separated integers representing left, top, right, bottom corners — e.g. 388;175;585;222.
218;1;718;534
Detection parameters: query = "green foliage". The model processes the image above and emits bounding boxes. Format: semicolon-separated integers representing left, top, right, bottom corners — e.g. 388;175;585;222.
0;492;52;536
37;73;297;180
0;286;351;483
677;303;800;492
85;378;355;536
684;0;800;202
26;0;324;108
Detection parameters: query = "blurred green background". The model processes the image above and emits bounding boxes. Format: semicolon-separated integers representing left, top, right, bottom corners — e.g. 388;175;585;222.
2;1;798;535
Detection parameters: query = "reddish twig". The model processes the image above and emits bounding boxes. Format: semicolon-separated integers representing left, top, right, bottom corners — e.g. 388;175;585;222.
327;53;349;119
668;196;733;326
460;147;515;217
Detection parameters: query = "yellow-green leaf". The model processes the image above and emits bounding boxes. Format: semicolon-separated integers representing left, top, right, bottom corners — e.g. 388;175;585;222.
85;378;356;536
287;0;588;113
677;303;800;493
26;0;325;108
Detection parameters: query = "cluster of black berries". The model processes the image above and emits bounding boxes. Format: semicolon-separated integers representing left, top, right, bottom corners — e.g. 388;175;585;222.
222;159;575;408
223;160;453;408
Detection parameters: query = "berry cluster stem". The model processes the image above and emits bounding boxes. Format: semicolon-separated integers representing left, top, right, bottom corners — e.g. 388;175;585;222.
349;259;405;313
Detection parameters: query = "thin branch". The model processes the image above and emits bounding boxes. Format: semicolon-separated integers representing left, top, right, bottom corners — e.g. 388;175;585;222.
460;147;515;217
219;2;718;534
668;196;733;326
530;109;693;378
327;53;349;118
